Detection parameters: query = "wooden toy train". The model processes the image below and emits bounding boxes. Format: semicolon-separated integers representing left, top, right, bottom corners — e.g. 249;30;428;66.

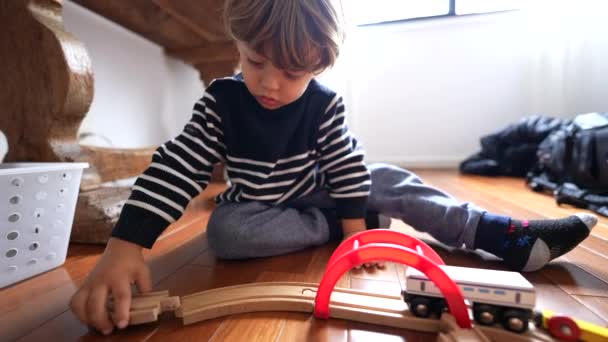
404;265;535;333
126;229;608;341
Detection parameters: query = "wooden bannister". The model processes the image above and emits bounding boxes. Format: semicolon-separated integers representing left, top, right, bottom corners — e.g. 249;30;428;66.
0;0;236;244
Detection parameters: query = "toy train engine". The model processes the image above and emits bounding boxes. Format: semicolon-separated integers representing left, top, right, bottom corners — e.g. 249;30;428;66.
404;265;536;333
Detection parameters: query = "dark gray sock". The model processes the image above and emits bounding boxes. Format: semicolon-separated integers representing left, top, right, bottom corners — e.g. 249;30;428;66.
483;213;597;271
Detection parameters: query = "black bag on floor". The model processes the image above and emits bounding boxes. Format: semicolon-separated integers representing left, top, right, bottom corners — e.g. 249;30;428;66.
527;112;608;216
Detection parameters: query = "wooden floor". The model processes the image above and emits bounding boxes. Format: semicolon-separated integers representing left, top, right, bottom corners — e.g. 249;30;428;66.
2;170;607;341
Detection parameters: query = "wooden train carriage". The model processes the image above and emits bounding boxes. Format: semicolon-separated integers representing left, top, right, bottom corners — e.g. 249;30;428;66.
405;265;536;333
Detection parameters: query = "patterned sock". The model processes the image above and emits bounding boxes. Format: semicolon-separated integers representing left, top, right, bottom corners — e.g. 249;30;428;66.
474;212;597;272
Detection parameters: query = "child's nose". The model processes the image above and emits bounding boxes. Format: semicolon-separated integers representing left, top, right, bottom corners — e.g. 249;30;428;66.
260;68;280;91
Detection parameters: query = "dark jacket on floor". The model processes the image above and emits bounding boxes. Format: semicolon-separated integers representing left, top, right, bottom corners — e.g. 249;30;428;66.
460;115;570;177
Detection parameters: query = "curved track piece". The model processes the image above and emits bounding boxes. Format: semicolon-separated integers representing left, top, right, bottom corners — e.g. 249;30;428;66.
175;282;316;325
175;282;440;332
130;283;558;341
327;229;445;268
314;243;472;329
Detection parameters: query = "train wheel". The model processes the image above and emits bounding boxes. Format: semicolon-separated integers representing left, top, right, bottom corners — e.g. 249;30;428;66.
502;309;529;333
546;315;580;341
430;298;447;316
409;297;431;318
473;304;498;326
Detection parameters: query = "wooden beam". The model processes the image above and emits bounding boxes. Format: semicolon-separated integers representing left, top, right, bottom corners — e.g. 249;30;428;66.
71;0;238;86
153;0;226;43
72;0;205;49
166;42;238;65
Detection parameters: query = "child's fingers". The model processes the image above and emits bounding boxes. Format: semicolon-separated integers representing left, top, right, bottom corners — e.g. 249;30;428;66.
354;261;385;269
362;261;385;268
134;267;152;293
86;286;114;335
109;283;132;329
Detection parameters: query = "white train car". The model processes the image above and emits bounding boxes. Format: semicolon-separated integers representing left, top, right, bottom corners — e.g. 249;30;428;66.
404;265;536;333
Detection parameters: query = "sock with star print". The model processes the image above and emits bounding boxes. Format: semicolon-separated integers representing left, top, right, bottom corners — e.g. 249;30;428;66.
474;212;597;272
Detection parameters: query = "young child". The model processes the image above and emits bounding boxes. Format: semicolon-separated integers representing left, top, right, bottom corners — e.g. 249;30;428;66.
70;0;597;335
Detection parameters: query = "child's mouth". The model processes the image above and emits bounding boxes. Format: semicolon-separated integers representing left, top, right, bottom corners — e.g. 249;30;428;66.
257;96;280;108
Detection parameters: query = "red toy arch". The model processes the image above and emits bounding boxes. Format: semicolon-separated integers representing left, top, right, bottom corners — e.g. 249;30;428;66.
314;236;472;329
327;229;445;268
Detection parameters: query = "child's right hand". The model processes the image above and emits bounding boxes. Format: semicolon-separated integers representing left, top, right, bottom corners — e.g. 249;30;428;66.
70;237;152;335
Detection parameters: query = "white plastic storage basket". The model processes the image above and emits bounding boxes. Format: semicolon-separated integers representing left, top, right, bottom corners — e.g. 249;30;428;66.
1;163;88;288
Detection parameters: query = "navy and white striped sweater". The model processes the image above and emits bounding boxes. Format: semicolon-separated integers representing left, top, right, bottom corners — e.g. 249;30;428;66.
112;76;371;248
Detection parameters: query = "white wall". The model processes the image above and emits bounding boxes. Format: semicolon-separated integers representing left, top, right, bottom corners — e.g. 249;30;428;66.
63;0;204;148
330;3;608;167
60;1;608;168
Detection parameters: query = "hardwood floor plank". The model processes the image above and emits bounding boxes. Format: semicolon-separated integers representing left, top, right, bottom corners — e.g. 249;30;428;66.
540;262;608;297
572;295;608;323
277;314;348;342
7;170;608;341
17;311;159;342
207;313;284;342
191;245;313;275
0;244;101;313
147;232;209;285
561;246;608;285
154;264;258;298
524;272;607;326
582;234;608;258
347;324;435;342
3;271;77;342
16;311;91;342
145;317;221;342
302;242;351;287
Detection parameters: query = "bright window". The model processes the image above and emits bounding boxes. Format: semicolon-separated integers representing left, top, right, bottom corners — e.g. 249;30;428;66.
345;0;520;26
457;0;521;15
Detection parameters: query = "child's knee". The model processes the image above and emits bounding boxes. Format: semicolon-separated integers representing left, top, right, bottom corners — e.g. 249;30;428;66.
207;226;244;259
206;210;244;258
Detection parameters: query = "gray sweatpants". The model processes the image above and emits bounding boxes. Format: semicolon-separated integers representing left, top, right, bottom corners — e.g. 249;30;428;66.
207;163;485;259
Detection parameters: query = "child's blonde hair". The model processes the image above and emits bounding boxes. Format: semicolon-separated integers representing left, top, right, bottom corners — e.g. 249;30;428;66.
223;0;344;73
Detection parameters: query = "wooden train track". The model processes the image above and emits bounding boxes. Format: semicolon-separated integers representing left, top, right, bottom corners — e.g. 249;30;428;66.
129;282;555;341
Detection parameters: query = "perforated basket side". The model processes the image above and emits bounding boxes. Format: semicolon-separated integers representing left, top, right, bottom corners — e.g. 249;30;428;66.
1;163;88;288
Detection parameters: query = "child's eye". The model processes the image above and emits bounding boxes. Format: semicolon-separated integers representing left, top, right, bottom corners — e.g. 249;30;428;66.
247;58;263;68
284;72;304;80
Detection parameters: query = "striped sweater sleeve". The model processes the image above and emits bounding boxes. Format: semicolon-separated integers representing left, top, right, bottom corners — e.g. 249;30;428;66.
111;86;226;248
317;95;371;219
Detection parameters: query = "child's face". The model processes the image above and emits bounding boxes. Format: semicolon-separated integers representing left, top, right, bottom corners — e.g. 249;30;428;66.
237;41;315;110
